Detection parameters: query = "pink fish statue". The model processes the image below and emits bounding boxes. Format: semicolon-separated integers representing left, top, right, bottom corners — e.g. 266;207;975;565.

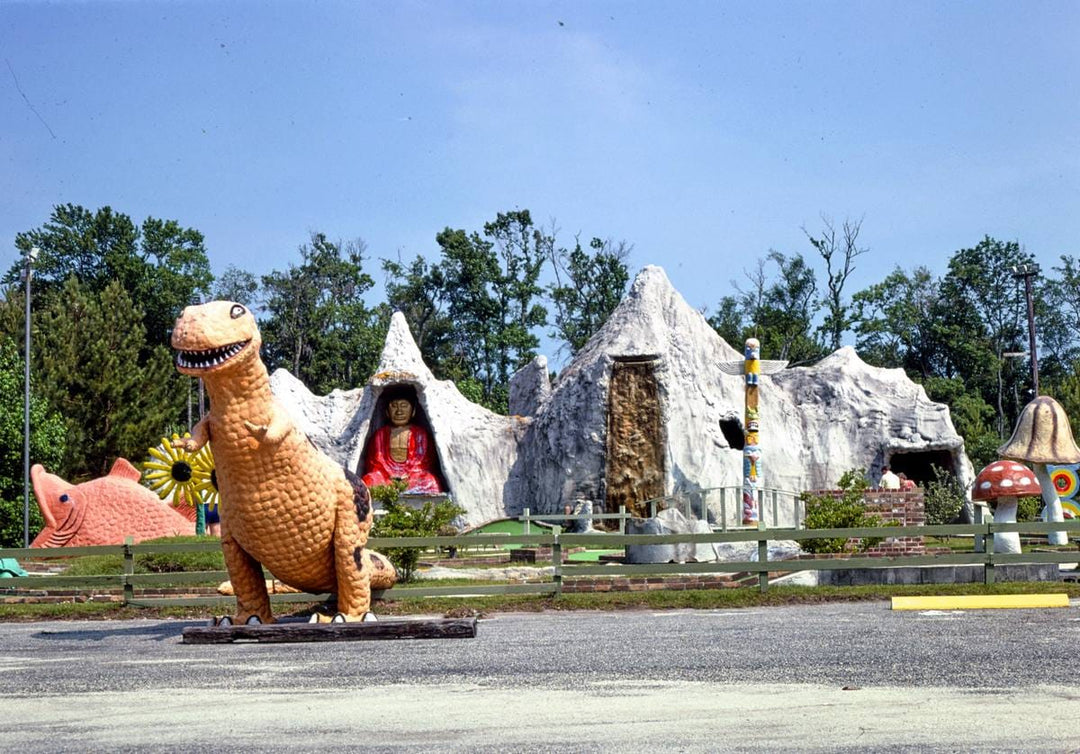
30;459;196;548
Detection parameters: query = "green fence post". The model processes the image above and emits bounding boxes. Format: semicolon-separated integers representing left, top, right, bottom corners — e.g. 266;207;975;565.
757;523;769;593
122;537;135;605
721;489;728;532
552;526;562;596
619;505;626;534
973;503;985;553
984;521;995;585
523;508;530;535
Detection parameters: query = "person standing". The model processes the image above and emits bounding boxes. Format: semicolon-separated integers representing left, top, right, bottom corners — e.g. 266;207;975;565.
879;465;901;490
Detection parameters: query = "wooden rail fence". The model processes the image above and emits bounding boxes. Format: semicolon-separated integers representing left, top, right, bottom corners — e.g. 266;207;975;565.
1;521;1077;609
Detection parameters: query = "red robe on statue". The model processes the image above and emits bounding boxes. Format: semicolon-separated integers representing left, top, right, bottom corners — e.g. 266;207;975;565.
361;424;443;494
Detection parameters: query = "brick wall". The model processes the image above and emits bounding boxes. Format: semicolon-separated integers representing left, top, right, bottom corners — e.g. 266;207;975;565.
803;488;927;557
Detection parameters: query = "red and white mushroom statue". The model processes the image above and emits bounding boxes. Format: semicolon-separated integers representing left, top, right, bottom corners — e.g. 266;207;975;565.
971;460;1041;554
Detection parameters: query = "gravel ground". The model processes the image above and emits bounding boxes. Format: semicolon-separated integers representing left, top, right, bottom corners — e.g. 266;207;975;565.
2;601;1080;751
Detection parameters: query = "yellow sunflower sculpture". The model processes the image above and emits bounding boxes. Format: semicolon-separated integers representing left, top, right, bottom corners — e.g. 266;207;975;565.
191;443;219;512
144;433;216;510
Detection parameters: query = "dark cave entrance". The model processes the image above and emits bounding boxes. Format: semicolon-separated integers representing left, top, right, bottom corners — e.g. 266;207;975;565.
887;449;956;487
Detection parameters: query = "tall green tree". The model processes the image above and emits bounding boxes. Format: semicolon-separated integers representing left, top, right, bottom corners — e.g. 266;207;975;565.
548;236;631;355
0;205;212;480
937;237;1035;436
851;266;944;376
483;210;550;395
213;265;259;307
32;279;181;479
848;238;1050;464
710;251;823;364
260;233;383;393
1037;255;1080;388
8;204;212;348
0;338;66;547
431;210;550;411
381;254;458;376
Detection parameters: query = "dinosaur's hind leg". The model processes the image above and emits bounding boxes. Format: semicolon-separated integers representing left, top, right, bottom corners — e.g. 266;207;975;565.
328;471;374;621
220;528;273;624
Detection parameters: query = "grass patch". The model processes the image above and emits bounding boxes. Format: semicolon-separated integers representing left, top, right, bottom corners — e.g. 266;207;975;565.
4;580;1077;622
39;536;225;577
377;581;1080;615
925;536;1080;553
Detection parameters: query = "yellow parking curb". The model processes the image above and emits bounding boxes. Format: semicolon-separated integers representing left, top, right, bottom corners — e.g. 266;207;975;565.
892;594;1070;611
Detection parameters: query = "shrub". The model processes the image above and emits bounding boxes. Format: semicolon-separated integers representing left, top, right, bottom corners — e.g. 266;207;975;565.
1017;496;1041;522
800;469;890;554
0;338;67;548
370;481;464;582
923;464;965;525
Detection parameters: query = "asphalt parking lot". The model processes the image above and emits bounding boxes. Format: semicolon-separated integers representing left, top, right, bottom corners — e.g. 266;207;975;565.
2;601;1080;752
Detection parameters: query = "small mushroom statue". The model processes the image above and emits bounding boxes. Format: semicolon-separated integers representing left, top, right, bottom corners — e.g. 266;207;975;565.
998;396;1080;546
972;461;1041;554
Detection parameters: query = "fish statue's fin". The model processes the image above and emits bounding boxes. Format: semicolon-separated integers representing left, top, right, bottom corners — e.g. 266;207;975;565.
108;458;142;483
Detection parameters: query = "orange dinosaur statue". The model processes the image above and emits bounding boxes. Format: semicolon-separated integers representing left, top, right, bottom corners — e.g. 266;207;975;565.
172;301;396;625
30;459;196;547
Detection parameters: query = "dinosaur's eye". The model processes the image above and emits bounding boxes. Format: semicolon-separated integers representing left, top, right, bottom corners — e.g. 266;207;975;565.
230;304;246;319
59;494;70;503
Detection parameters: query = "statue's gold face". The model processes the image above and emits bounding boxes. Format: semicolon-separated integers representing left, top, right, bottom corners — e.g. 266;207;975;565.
387;398;414;427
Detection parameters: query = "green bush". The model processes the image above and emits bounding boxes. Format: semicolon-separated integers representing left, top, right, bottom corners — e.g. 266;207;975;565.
1016;496;1041;522
370;481;464;582
800;469;890;554
0;338;67;547
923;464;966;525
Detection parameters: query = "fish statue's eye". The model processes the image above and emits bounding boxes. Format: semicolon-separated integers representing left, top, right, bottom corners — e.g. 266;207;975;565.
230;304;246;319
59;494;70;503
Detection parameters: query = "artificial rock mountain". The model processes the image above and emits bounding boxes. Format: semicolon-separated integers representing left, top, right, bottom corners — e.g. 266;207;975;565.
271;266;973;525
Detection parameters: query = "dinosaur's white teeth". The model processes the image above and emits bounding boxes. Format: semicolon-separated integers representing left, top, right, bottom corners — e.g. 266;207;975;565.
175;340;250;370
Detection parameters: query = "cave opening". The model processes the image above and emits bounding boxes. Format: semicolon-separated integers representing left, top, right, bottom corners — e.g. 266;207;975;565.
887;449;956;487
719;417;745;450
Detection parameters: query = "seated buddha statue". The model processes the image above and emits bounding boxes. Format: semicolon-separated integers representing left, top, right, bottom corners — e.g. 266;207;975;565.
361;392;444;494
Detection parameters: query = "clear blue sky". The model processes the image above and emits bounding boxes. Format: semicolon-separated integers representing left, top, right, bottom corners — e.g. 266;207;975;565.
3;1;1078;341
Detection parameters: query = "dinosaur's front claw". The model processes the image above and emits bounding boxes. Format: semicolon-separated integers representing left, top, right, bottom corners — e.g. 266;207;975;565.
212;616;233;627
245;615;262;625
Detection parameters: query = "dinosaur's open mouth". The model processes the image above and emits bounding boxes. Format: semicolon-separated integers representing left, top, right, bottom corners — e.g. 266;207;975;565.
175;340;250;371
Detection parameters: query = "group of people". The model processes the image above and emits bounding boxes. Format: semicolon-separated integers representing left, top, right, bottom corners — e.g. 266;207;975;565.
878;465;916;492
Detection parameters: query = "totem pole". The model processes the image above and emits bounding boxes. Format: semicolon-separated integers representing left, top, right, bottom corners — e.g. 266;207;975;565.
719;338;787;525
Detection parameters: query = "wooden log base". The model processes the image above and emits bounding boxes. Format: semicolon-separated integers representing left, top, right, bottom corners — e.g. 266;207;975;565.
181;617;477;644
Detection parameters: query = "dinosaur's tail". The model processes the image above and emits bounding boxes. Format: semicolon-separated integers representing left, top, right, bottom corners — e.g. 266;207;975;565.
368;550;398;590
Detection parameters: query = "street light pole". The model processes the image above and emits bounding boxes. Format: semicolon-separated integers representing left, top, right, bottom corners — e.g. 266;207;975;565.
1011;263;1040;397
23;246;39;548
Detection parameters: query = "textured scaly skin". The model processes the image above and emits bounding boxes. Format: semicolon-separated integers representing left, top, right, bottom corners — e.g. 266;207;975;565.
172;301;395;624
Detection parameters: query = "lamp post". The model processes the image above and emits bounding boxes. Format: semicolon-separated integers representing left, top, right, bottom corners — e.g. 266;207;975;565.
23;246;39;548
1011;263;1040;397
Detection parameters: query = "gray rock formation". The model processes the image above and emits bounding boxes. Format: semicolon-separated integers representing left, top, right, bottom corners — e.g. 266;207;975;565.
514;265;974;522
625;508;698;564
271;265;973;527
508;355;551;417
